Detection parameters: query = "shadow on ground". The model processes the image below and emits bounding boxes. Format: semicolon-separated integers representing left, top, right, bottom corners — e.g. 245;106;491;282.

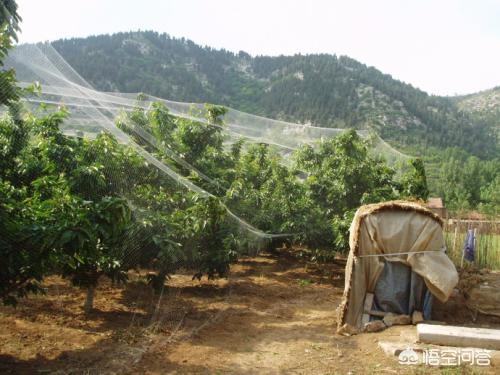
0;249;348;374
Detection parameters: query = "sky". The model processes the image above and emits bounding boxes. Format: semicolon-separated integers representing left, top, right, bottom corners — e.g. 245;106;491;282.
16;0;500;96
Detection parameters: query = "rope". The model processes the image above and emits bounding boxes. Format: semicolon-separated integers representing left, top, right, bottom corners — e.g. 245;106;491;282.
356;247;446;258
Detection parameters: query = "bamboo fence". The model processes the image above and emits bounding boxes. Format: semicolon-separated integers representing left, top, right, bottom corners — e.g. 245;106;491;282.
444;219;500;270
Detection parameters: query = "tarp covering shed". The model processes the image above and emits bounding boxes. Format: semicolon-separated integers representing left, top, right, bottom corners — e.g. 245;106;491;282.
337;201;459;334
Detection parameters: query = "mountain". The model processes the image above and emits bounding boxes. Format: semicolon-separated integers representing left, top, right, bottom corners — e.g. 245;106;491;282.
457;86;500;114
455;87;500;131
49;31;498;158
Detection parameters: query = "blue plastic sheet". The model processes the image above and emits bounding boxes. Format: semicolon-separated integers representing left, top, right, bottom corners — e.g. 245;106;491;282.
371;260;433;320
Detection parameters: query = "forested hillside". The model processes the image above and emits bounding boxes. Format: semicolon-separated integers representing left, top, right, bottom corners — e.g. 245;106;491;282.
51;31;498;159
456;87;500;133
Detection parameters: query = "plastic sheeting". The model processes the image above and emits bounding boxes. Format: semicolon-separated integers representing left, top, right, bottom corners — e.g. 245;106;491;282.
371;260;433;320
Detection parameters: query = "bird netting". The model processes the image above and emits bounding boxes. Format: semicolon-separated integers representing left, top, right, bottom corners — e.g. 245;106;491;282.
3;42;412;254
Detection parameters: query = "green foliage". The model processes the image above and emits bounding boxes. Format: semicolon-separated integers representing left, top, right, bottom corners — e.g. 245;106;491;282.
479;176;500;216
297;278;313;287
0;0;20;106
226;143;309;234
433;150;499;214
1;95;439;305
400;158;429;200
0;18;451;306
0;178;47;306
0;99;244;306
187;197;238;280
45;196;132;288
295;129;399;251
0;109;136;306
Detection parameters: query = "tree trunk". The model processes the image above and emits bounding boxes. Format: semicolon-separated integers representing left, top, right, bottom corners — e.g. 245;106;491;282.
152;271;167;294
84;286;95;313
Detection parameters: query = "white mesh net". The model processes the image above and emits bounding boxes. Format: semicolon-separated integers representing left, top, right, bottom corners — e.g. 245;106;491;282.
4;42;411;245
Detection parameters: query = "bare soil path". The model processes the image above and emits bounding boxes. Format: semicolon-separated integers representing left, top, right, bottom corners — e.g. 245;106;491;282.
0;250;496;374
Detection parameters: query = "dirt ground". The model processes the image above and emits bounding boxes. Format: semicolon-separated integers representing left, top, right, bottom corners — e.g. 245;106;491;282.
1;250;498;374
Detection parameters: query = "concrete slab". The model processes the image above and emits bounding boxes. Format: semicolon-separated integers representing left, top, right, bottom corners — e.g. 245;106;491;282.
417;323;500;350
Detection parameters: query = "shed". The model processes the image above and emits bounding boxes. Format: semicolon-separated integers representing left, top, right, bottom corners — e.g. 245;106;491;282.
427;197;448;218
337;201;458;335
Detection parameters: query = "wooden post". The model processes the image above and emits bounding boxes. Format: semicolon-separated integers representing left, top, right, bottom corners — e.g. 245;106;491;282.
452;223;458;262
84;286;95;313
457;220;467;268
473;228;477;266
361;293;374;326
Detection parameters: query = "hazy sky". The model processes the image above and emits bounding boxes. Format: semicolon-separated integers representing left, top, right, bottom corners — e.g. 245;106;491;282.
16;0;500;96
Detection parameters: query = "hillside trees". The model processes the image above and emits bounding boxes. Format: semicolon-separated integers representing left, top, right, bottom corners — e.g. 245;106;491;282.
47;31;499;213
479;176;500;216
51;32;499;160
435;151;499;214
